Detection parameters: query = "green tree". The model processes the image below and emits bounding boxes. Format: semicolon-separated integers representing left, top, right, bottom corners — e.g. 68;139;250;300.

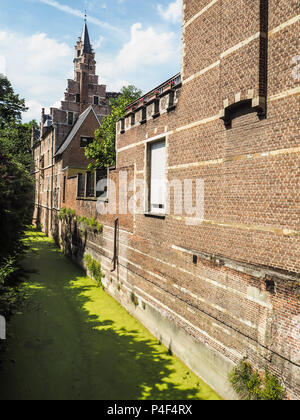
0;74;27;128
85;85;142;170
0;75;33;261
0;120;38;171
0;145;33;261
0;76;33;321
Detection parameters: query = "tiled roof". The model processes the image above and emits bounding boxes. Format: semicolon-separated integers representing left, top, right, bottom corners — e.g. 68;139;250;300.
54;106;100;156
82;22;93;54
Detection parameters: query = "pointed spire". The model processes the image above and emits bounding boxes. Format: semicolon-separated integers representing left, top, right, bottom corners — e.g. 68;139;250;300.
81;13;93;55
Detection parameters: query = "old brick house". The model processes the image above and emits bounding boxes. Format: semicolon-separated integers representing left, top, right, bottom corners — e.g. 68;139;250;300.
33;2;300;400
32;20;118;234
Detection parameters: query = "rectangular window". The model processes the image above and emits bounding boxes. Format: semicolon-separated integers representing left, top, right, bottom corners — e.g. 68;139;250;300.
93;96;99;105
140;107;146;124
77;173;85;198
153;98;160;117
68;112;74;125
86;172;95;198
80;137;93;148
149;140;166;214
131;112;135;126
95;168;108;200
62;176;66;203
76;94;80;103
120;118;125;134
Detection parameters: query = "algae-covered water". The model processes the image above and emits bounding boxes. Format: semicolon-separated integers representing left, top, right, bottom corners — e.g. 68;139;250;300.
0;230;221;400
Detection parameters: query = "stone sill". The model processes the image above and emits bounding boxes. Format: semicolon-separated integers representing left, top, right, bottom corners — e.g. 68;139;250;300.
144;212;166;220
76;197;98;202
76;197;109;203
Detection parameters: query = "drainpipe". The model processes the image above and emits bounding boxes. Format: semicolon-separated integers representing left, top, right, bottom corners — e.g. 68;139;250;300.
111;218;119;272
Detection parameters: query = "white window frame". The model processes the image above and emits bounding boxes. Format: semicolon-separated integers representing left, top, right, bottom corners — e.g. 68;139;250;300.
146;139;166;216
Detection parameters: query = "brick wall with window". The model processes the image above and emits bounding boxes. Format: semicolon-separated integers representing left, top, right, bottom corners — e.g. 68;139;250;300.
56;0;300;399
60;110;100;169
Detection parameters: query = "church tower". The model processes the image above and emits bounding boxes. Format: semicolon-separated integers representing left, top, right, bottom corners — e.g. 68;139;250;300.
74;18;97;114
39;18;119;152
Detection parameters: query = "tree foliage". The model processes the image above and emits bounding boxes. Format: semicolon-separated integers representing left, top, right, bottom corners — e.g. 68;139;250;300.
0;148;33;261
0;76;33;321
85;85;142;170
0;120;38;171
0;74;27;128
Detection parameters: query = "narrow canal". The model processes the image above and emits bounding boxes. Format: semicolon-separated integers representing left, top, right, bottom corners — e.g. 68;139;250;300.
0;230;221;400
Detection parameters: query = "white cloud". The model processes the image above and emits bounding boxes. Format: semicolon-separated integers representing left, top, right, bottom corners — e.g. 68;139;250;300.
0;30;73;121
0;56;6;75
0;22;181;121
25;99;44;121
98;23;180;92
157;0;182;24
93;35;105;50
39;0;120;33
118;23;176;68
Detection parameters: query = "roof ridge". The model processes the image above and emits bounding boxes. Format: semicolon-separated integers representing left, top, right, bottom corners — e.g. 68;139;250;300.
55;106;99;157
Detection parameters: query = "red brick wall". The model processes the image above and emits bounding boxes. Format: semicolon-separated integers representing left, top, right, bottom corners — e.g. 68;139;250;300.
53;0;300;399
61;110;99;169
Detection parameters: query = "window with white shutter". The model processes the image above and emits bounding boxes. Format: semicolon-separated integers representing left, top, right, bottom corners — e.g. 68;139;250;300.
149;140;166;214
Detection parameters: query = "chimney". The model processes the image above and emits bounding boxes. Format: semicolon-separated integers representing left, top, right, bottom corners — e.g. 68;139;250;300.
41;108;45;136
31;124;35;149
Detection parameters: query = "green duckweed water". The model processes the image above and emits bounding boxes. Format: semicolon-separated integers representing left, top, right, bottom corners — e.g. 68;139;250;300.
0;229;222;400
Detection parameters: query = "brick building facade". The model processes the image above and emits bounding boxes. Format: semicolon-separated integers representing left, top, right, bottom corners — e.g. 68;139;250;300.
32;2;300;399
32;20;118;234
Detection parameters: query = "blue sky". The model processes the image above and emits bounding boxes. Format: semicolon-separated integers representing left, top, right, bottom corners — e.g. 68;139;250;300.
0;0;182;122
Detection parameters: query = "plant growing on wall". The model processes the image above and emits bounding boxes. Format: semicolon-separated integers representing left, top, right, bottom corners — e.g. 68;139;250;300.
228;359;285;400
84;254;105;289
58;209;102;235
58;207;75;222
130;291;139;307
58;208;103;258
77;216;103;235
